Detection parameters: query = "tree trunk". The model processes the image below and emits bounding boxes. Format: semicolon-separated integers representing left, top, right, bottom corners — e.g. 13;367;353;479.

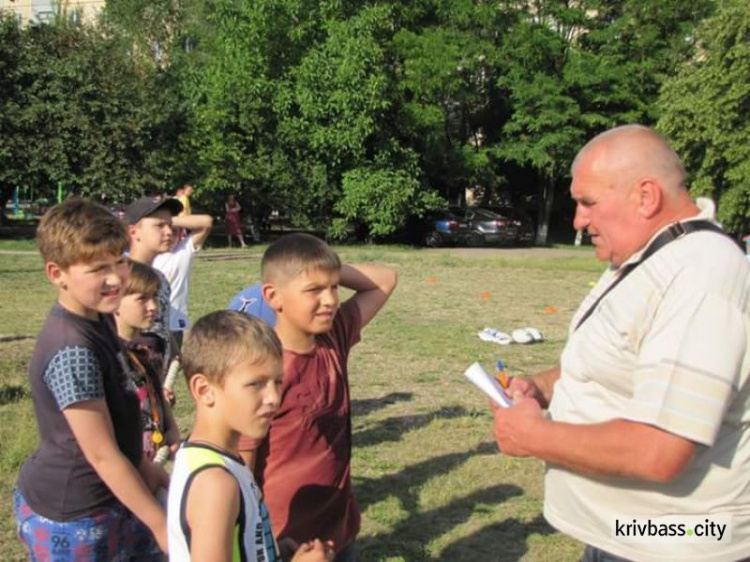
0;185;13;226
534;175;555;246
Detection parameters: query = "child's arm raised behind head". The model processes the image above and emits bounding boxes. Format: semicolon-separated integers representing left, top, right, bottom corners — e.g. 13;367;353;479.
172;214;214;249
339;263;398;328
63;400;167;553
185;467;241;561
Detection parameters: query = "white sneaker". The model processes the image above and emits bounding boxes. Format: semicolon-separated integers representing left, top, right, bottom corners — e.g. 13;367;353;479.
478;328;513;345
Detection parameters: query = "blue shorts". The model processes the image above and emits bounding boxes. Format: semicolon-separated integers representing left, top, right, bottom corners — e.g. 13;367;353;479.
14;488;162;561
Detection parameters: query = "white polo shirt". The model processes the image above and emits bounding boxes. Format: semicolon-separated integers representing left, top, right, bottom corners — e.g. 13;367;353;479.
545;201;750;561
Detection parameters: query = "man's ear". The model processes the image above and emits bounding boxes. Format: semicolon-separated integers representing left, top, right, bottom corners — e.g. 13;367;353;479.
636;177;663;219
262;282;282;312
190;373;216;406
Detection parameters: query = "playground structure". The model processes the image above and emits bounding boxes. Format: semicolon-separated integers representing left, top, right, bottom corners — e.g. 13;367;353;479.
4;184;64;219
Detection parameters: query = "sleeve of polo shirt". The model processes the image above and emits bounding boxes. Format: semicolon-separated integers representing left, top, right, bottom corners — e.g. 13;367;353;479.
43;346;105;410
626;275;746;446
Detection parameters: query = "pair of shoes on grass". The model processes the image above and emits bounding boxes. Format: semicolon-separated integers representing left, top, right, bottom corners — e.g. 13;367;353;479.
478;327;544;345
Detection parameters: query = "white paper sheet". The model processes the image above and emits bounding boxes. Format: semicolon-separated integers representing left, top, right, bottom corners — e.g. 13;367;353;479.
464;362;513;408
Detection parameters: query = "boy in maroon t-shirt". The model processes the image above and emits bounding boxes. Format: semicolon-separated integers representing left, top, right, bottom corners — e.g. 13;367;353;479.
238;233;397;561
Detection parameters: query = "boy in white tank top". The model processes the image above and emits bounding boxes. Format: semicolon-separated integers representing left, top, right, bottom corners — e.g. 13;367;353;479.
168;311;333;561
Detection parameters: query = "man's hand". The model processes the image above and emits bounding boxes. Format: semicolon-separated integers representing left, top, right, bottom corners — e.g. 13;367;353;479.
492;395;546;457
506;375;543;404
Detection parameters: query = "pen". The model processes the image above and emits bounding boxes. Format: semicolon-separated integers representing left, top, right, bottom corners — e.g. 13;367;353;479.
496;360;509;390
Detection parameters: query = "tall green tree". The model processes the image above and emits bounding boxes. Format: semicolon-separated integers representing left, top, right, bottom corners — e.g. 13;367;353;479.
0;16;161;213
658;0;750;235
283;3;404;232
494;0;713;244
179;0;340;223
0;14;29;220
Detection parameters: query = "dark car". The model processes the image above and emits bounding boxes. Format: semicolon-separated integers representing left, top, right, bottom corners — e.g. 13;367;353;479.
449;205;535;247
387;210;462;247
484;205;535;246
423;210;462;247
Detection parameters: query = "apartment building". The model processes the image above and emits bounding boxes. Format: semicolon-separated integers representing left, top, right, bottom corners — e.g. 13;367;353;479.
0;0;104;26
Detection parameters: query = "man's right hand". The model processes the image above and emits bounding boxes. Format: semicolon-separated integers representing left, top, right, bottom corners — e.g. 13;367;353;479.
508;365;561;408
507;376;544;406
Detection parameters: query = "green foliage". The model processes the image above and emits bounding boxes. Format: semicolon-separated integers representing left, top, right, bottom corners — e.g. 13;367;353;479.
658;0;750;235
392;23;500;201
331;156;445;239
177;0;288;218
492;0;713;244
103;0;184;67
0;16;168;208
0;0;733;238
276;4;395;227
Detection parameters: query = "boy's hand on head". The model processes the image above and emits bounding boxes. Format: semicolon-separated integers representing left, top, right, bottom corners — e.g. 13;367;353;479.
163;387;176;406
291;539;335;562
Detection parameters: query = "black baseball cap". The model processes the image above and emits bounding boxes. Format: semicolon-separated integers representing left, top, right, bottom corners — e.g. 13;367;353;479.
123;196;183;225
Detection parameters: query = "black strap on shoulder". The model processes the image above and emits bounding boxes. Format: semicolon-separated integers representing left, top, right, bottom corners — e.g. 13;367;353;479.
574;220;726;331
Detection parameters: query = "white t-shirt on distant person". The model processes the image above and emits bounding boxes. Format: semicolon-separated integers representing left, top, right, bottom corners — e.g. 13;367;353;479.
152;236;197;332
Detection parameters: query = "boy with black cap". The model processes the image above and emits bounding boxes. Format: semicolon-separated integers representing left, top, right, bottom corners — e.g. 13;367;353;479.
124;195;183;384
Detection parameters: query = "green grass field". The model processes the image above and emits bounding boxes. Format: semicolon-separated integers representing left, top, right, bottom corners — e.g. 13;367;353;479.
0;242;602;561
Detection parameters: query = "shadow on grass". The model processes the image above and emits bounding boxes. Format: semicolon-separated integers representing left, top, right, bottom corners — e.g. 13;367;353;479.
357;480;527;561
351;392;413;417
0;384;29;405
439;513;557;561
355;441;498;514
0;335;35;343
354;406;469;449
0;269;40;275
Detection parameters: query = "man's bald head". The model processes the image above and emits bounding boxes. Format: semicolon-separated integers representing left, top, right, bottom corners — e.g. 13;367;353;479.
570;125;699;267
571;125;687;201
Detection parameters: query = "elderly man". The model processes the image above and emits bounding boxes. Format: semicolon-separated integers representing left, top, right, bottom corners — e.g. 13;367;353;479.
494;125;750;561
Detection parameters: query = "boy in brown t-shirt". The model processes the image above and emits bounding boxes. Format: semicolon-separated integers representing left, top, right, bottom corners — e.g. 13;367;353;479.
238;233;397;561
15;198;168;559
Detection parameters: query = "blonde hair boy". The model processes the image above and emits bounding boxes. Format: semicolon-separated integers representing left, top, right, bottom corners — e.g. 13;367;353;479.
169;311;333;561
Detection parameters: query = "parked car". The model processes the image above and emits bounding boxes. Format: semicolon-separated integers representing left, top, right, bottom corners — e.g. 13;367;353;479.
484;205;535;246
423;210;463;247
396;205;533;247
449;205;535;247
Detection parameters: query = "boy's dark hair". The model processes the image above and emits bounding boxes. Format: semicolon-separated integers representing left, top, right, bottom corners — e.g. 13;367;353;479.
181;311;282;386
124;260;160;298
36;198;128;268
261;233;341;284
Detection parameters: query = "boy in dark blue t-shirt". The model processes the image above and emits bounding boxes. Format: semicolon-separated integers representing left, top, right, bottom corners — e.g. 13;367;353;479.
15;198;168;560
